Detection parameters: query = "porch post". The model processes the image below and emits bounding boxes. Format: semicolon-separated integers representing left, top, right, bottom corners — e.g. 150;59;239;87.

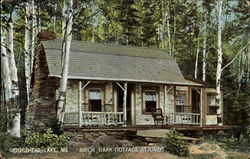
123;82;127;126
200;88;204;127
78;81;82;127
164;85;167;124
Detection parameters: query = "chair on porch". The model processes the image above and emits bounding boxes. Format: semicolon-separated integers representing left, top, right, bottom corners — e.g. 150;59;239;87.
151;108;164;125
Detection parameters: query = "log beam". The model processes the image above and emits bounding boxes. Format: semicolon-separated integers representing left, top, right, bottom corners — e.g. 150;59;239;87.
78;81;82;127
123;82;127;126
200;88;204;127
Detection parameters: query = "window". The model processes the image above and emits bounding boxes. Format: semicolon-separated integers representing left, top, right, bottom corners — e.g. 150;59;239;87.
89;89;102;112
208;96;216;106
209;106;218;115
145;91;157;113
176;95;185;112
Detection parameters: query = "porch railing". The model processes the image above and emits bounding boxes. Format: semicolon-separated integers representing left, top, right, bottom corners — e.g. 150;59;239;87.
64;112;124;126
82;112;124;126
166;112;200;125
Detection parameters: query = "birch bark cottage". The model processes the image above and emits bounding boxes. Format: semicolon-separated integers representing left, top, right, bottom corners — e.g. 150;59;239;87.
25;37;228;131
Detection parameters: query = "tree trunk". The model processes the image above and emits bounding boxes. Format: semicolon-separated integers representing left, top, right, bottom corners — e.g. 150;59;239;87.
161;0;166;49
1;23;12;132
167;9;171;55
202;12;207;81
30;0;37;76
53;4;57;33
38;1;41;32
57;0;73;124
62;0;67;37
7;15;21;137
24;0;32;101
194;29;200;79
172;0;176;57
216;0;223;117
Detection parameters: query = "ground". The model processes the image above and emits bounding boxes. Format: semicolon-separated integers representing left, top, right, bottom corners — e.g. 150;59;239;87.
4;129;250;159
7;142;250;159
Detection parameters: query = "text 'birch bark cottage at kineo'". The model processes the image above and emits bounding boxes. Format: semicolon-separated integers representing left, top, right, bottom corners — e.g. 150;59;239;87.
26;36;227;132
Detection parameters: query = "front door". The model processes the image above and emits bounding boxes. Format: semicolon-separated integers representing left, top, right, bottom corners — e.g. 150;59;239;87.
191;89;200;113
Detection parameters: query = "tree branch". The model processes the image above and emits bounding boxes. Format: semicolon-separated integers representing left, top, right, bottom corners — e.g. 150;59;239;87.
221;41;250;73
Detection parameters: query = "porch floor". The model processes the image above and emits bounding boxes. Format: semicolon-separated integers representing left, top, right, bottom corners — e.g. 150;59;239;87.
64;125;231;132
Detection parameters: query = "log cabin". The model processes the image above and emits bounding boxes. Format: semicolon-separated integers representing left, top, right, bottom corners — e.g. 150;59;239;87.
26;38;225;131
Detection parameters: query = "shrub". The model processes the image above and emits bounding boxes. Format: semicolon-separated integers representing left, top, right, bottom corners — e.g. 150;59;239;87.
45;117;63;135
25;128;72;149
0;132;25;157
163;129;190;157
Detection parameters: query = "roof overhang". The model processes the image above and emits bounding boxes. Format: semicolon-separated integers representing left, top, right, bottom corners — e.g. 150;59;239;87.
50;74;206;86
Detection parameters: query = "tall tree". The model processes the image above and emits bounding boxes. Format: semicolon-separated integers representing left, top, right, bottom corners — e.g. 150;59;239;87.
202;11;207;81
1;13;12;134
6;10;20;137
30;0;37;76
194;28;200;79
216;0;223;119
24;0;32;101
57;0;73;124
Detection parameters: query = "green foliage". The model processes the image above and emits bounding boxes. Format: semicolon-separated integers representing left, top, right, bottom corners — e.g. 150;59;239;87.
0;112;7;132
201;130;250;153
45;117;63;135
163;129;190;157
25;128;72;149
0;133;25;157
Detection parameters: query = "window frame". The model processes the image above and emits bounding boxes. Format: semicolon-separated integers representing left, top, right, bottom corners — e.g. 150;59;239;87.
142;89;159;115
88;88;102;112
175;90;186;113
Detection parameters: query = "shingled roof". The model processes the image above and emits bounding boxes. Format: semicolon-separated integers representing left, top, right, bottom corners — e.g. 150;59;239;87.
42;39;188;85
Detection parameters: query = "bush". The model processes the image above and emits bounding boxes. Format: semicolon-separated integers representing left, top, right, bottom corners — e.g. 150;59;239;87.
25;128;72;149
0;132;25;157
45;117;63;135
163;129;190;157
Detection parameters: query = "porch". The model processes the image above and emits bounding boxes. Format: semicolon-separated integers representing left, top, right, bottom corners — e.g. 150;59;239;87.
63;112;202;126
62;80;223;128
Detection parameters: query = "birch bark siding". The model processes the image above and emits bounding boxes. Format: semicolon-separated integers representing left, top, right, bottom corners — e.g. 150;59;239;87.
57;0;73;123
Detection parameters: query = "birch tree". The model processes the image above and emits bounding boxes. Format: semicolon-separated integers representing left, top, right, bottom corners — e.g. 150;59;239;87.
216;0;223;115
57;0;73;124
30;0;37;76
194;29;200;79
24;0;32;101
6;13;20;137
161;0;171;55
202;12;207;81
1;18;12;134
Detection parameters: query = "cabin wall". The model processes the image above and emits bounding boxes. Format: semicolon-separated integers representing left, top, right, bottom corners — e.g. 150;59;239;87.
65;80;79;112
104;82;113;111
204;88;223;126
134;84;175;125
65;81;114;113
165;86;175;114
135;83;154;125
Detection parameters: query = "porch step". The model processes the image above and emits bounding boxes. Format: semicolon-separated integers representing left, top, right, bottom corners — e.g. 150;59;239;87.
137;129;170;138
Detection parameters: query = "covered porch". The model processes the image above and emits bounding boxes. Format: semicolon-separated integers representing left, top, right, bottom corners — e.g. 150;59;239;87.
62;79;216;128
